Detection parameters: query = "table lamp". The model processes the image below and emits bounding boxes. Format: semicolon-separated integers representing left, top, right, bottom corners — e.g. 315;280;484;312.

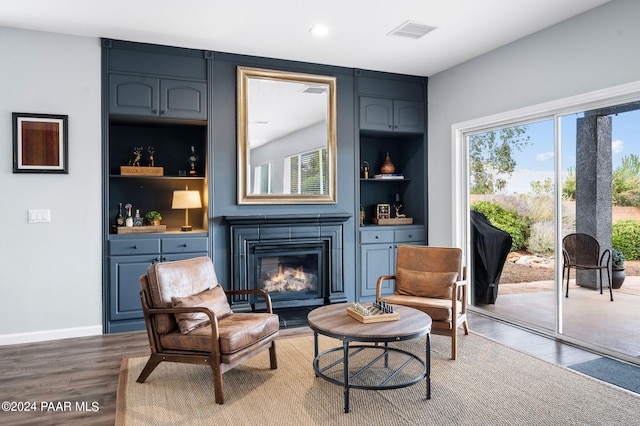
172;186;202;231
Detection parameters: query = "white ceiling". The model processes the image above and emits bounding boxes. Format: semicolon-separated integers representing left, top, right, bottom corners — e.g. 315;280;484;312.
0;0;610;77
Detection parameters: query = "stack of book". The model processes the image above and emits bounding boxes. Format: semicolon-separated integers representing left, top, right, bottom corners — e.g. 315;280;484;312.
373;174;404;179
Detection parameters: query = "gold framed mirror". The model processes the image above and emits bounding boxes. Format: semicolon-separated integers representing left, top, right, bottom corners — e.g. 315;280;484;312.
237;66;337;204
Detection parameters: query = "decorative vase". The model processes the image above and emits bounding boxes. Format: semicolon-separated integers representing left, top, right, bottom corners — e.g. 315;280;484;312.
612;268;625;289
380;152;395;174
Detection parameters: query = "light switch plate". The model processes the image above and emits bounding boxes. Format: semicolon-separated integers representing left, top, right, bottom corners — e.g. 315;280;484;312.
28;209;51;223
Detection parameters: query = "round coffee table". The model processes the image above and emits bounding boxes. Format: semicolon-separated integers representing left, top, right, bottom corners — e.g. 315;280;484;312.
307;302;432;413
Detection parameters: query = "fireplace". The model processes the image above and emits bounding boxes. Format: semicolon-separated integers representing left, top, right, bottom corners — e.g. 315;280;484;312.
253;242;325;306
225;214;350;321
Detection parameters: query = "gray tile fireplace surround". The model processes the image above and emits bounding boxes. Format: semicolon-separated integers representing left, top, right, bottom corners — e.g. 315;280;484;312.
224;214;351;317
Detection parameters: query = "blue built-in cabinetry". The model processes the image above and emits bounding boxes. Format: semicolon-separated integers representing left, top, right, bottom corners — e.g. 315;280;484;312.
101;40;428;332
108;74;207;120
356;71;428;301
102;39;211;333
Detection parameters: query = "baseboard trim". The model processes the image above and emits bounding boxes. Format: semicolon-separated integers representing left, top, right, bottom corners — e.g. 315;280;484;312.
0;325;102;346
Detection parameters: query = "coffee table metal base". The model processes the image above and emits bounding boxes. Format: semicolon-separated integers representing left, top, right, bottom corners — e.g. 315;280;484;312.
312;333;431;413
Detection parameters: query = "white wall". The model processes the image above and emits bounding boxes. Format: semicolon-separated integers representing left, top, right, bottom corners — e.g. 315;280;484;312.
428;0;640;246
0;27;102;343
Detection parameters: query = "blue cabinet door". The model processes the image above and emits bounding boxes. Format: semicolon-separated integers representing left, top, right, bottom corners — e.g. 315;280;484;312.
109;74;158;116
108;254;160;331
360;243;395;299
161;79;207;120
394;100;425;133
360;97;394;132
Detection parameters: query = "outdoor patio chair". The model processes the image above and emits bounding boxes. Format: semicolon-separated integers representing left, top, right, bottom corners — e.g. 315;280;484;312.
562;233;613;301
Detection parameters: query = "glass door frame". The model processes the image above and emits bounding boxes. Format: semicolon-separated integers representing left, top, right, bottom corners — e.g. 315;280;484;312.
450;80;640;356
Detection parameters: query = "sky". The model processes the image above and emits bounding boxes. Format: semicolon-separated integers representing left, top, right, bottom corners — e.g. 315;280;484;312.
492;108;640;194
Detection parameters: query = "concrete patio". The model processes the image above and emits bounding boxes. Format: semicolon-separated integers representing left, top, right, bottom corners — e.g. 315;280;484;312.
476;276;640;360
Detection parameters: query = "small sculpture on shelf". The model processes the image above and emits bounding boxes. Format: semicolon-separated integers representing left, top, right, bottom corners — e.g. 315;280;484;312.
130;147;143;167
147;146;155;167
380;152;395;174
394;193;406;218
361;161;369;179
188;145;199;176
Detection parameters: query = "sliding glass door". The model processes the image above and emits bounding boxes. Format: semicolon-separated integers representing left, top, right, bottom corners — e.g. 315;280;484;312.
465;101;640;362
468;119;557;333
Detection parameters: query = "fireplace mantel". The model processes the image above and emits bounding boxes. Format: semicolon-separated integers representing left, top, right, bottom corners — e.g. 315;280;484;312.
225;213;351;313
224;213;351;226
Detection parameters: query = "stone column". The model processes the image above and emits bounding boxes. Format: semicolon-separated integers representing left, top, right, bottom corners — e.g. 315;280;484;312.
574;115;612;288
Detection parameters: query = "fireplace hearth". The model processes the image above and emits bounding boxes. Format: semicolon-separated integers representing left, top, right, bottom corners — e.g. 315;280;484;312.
225;214;350;321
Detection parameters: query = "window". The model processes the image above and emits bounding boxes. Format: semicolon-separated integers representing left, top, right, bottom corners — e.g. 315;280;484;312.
253;163;273;194
285;148;328;195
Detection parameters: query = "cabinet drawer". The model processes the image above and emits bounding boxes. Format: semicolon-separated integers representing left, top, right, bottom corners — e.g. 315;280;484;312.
162;237;208;254
360;230;394;244
395;228;426;243
110;239;160;255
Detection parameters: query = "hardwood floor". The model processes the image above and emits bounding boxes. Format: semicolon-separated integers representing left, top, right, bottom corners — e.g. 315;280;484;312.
0;317;634;425
0;327;309;425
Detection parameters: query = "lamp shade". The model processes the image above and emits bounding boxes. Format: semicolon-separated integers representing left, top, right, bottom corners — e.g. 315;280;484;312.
172;190;202;209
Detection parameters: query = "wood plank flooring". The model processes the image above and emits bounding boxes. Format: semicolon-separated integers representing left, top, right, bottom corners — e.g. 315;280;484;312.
0;327;308;425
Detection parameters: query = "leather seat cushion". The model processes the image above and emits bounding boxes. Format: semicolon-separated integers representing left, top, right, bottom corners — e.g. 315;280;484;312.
380;294;459;322
160;312;280;354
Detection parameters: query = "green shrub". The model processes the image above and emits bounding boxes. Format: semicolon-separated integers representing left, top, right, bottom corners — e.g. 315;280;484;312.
471;200;528;251
612;220;640;260
611;248;625;269
527;221;554;256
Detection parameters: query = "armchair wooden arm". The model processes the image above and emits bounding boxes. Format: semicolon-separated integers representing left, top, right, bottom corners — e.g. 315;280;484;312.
139;288;222;360
375;275;396;300
224;288;274;313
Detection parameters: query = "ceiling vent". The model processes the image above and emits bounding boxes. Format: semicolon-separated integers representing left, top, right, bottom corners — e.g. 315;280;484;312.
388;21;436;39
301;86;327;94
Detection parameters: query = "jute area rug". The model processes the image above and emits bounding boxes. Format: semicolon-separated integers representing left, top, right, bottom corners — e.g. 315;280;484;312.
116;333;640;425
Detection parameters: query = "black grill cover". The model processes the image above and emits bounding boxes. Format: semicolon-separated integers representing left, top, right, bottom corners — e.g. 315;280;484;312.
470;210;512;304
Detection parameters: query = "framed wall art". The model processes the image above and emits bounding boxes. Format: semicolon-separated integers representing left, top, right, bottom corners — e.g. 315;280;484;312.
13;112;68;173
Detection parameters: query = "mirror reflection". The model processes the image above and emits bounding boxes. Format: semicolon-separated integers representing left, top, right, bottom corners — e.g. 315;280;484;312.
237;67;337;204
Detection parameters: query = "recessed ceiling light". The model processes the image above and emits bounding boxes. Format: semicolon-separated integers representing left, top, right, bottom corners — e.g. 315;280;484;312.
310;25;329;37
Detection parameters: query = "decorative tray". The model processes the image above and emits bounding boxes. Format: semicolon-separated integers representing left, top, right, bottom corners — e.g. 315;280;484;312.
372;217;414;225
116;225;166;234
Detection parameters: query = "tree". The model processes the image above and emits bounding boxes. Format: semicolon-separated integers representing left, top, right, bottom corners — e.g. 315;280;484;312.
529;177;553;196
562;166;576;200
612;154;640;206
563;154;640;206
469;126;530;194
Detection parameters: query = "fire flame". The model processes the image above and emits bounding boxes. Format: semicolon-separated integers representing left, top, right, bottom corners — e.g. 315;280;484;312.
265;264;309;291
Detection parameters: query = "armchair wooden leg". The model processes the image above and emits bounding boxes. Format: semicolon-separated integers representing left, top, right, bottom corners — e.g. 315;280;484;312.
212;365;224;405
269;341;278;369
463;320;470;335
451;331;457;361
136;354;163;383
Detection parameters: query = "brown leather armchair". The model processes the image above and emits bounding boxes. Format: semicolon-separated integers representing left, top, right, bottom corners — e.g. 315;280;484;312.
137;256;279;404
376;245;469;360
